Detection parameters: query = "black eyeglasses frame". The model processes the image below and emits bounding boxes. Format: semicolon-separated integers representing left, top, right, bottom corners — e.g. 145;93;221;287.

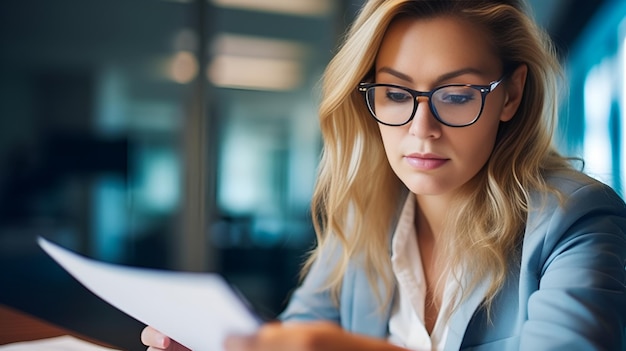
357;76;505;127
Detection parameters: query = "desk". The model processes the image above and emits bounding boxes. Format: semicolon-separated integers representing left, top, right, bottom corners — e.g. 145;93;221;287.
0;304;113;348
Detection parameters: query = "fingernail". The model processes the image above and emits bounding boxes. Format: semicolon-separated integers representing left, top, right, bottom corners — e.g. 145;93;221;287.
156;336;166;348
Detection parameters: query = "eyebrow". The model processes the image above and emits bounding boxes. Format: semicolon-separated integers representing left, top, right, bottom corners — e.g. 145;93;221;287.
376;67;486;84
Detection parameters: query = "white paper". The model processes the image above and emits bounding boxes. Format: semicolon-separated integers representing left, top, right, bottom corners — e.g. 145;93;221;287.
0;335;120;351
38;237;260;351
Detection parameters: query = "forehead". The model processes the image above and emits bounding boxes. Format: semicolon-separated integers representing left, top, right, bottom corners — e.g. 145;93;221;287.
375;16;501;82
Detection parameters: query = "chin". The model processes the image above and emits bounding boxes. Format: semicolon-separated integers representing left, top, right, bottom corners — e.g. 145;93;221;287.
404;183;449;196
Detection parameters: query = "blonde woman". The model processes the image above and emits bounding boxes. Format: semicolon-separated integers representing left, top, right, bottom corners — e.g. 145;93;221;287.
142;0;626;350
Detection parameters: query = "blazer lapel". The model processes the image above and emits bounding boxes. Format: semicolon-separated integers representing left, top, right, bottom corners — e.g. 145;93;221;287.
346;262;396;338
444;276;490;351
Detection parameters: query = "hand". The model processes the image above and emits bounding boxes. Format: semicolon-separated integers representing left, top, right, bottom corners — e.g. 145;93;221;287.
224;321;408;351
141;326;190;351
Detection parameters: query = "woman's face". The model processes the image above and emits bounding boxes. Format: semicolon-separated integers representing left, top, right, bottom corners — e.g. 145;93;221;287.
374;16;523;197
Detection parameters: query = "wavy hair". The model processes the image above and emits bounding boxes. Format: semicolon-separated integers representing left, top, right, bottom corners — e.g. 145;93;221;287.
304;0;577;313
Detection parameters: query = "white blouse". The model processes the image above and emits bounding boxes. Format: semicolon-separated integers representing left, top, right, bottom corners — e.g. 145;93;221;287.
387;195;458;351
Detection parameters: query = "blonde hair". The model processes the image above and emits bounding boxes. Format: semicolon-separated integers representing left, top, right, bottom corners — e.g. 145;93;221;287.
305;0;577;313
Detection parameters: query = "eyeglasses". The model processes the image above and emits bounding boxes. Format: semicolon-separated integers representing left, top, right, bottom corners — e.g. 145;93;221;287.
357;76;505;127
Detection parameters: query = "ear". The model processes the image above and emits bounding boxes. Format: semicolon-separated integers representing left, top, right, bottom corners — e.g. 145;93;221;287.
499;64;527;122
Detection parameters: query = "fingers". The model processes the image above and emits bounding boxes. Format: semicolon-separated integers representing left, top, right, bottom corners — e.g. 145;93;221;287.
141;326;191;351
141;326;169;349
223;322;322;351
224;335;257;351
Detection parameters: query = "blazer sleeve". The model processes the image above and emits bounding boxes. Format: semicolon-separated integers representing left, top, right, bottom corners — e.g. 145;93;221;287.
278;240;342;323
521;181;626;350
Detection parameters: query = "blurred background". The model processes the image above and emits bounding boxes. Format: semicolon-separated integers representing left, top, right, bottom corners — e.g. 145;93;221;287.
0;0;624;350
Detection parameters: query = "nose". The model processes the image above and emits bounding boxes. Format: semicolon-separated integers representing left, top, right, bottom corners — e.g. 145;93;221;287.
408;98;442;139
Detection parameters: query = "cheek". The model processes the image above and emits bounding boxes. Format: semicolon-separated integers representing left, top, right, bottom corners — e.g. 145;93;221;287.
461;131;497;163
456;116;502;163
378;126;404;158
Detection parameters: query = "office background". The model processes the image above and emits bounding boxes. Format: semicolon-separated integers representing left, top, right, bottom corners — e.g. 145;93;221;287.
0;0;624;350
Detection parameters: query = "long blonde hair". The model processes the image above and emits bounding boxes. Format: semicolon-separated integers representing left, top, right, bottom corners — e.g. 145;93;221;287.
305;0;576;311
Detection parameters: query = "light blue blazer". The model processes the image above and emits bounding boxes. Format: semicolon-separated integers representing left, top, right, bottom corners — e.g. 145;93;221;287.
280;173;626;350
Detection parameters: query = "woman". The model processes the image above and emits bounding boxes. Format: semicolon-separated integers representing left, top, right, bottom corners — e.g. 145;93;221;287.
143;0;626;350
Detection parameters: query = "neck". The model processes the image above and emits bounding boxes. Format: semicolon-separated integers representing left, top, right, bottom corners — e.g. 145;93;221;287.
414;193;454;242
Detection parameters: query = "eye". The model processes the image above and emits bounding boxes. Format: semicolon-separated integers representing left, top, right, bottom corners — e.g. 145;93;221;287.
384;88;412;103
436;87;477;105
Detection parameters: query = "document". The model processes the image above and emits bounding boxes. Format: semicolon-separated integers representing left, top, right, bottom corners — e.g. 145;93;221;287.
38;237;261;351
0;336;120;351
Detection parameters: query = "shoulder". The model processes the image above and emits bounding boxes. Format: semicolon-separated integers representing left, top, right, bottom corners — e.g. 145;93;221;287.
532;170;625;218
545;170;622;199
524;169;626;264
517;171;626;350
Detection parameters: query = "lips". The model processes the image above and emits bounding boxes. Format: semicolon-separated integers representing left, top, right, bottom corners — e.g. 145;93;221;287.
404;153;449;170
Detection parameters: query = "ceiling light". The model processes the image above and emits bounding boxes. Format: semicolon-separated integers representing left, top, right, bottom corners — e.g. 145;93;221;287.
208;33;307;91
211;0;334;17
208;55;302;91
212;33;307;60
169;51;199;84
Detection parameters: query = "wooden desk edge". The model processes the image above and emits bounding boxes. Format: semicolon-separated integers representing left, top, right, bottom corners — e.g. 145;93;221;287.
0;304;118;349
